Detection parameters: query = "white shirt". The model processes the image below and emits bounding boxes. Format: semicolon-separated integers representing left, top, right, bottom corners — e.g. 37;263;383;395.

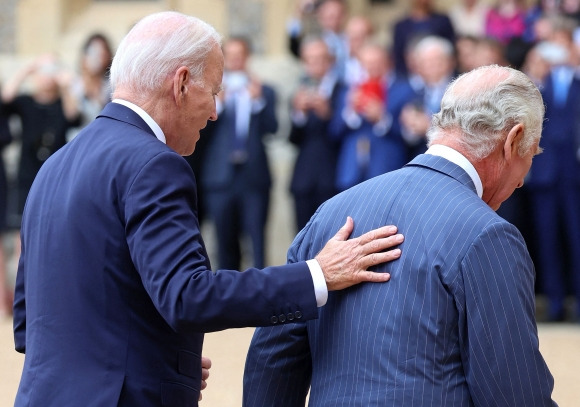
426;144;484;198
111;99;329;306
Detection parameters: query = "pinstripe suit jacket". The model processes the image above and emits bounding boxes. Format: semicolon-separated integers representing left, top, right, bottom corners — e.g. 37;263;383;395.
243;153;556;407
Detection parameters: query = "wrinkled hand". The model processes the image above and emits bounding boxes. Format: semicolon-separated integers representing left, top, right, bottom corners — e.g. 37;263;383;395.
199;356;212;401
315;217;403;291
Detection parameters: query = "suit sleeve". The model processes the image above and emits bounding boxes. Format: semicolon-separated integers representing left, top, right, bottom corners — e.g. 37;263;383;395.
256;85;278;136
13;245;26;353
243;224;315;407
124;151;318;333
457;222;556;406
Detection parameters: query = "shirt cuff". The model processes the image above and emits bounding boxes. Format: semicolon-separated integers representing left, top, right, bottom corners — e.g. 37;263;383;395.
251;96;266;113
306;259;328;307
373;114;393;136
292;110;308;126
342;107;362;129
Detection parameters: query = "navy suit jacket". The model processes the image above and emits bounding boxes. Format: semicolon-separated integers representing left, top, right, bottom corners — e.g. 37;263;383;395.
13;102;317;407
289;80;344;195
200;84;277;192
330;77;412;191
244;154;555;406
527;72;580;187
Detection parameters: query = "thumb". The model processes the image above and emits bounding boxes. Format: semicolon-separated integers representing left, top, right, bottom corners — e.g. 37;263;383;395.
333;216;354;242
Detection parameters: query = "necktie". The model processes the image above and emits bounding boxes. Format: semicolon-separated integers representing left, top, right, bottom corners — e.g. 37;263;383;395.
228;94;248;164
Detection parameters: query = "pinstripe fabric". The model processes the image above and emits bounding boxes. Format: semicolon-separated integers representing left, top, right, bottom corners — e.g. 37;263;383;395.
243;154;556;407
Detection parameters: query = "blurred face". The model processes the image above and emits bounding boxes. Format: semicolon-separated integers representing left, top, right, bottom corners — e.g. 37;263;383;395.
359;46;389;80
302;41;333;80
522;47;551;82
223;40;248;72
456;37;479;73
33;60;60;98
346;17;373;57
416;45;455;85
84;38;112;75
413;0;433;9
474;42;506;67
175;44;223;155
317;1;346;32
562;0;580;13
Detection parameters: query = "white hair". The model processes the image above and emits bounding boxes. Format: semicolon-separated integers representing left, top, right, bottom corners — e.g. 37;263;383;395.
427;65;545;160
413;35;454;58
109;11;222;96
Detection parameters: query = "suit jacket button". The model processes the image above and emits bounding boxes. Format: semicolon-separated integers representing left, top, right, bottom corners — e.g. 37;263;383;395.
287;313;294;321
270;315;278;324
278;314;286;323
294;311;302;319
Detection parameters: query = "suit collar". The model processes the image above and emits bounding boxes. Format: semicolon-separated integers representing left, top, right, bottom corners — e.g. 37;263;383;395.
97;102;157;139
405;153;478;196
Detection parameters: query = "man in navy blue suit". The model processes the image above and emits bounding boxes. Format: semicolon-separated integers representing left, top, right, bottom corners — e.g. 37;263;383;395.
289;37;344;232
526;19;580;322
200;36;277;270
244;65;556;406
12;11;405;407
330;42;411;192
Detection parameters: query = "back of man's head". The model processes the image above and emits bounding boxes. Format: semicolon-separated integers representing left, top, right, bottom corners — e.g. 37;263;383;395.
110;11;222;98
427;65;544;161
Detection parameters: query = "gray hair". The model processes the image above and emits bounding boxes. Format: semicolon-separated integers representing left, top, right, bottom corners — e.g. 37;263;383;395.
413;35;454;58
109;11;222;95
427;65;544;160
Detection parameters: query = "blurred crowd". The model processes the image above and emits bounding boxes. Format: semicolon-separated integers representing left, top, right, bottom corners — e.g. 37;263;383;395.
0;33;113;317
1;0;580;322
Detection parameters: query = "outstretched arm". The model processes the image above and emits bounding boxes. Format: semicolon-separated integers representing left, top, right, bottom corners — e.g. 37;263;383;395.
315;216;403;291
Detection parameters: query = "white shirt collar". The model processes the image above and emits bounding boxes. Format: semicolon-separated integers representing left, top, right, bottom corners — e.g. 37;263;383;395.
112;99;166;144
425;144;483;198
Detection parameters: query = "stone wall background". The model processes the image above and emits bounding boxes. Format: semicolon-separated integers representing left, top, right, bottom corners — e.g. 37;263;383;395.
0;0;17;53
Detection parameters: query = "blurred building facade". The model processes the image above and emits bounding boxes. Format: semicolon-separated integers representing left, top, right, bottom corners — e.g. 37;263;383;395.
0;0;478;66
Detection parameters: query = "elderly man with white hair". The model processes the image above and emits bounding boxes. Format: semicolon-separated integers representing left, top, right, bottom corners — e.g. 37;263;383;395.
400;35;457;161
244;64;556;407
12;11;406;407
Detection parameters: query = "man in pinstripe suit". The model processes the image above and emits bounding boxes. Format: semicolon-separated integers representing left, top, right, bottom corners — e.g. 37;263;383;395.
243;65;556;406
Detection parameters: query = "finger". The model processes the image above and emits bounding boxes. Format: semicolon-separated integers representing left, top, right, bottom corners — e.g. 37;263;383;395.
356;224;398;245
355;271;391;283
201;356;212;369
359;248;402;269
202;367;210;380
200;379;207;390
360;234;404;255
332;216;354;242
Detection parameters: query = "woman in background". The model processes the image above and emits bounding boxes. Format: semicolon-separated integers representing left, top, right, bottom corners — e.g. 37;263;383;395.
67;33;113;140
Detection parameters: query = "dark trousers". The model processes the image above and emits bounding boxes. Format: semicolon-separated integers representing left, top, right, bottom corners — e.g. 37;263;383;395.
529;183;580;318
205;177;270;271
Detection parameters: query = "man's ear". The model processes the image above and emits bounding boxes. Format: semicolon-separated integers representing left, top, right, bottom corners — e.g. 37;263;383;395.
173;66;190;104
504;123;524;162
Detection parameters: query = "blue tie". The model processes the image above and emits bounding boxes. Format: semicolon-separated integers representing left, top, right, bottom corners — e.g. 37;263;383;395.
552;68;570;107
228;95;247;164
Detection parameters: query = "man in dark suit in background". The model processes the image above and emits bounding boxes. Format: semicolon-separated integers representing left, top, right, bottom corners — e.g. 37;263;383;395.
12;11;405;407
330;42;409;192
526;16;580;322
289;36;343;232
200;36;276;270
244;65;556;406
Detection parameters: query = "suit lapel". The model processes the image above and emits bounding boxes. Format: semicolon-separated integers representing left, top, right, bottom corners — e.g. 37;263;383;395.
405;154;478;196
97;102;157;138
